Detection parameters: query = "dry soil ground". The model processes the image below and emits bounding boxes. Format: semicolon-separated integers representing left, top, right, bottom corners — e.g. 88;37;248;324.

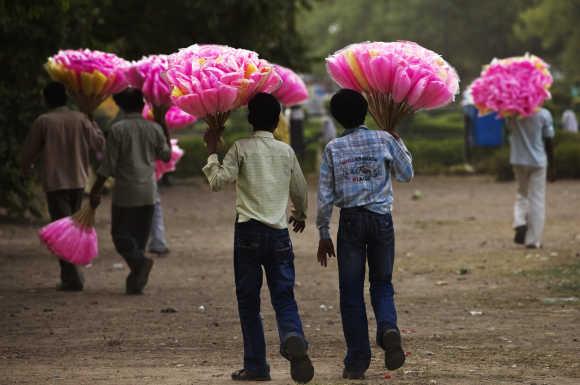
1;176;579;385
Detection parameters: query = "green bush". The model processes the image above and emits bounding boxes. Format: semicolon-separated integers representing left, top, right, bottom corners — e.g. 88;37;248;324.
555;142;580;178
405;138;464;174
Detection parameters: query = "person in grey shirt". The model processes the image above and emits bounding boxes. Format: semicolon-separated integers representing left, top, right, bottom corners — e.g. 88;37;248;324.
507;107;555;248
90;88;171;294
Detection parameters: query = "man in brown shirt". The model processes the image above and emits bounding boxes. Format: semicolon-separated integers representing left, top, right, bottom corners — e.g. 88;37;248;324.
90;88;171;295
21;82;105;291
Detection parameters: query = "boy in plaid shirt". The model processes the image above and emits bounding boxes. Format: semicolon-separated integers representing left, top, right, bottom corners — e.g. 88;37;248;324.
316;89;413;379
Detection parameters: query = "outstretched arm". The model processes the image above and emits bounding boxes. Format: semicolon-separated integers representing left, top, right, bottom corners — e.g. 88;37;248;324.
316;148;336;267
289;151;308;232
387;133;414;182
202;129;239;192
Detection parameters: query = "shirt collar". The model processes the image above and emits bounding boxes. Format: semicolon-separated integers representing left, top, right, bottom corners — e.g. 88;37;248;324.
343;125;368;136
253;130;274;138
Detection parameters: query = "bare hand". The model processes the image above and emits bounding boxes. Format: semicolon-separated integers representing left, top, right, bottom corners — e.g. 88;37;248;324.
289;216;305;233
317;238;336;267
89;192;101;209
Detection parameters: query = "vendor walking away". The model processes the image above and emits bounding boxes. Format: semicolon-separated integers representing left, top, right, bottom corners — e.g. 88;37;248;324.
21;81;105;291
509;107;556;249
202;93;314;383
316;89;413;380
90;88;171;294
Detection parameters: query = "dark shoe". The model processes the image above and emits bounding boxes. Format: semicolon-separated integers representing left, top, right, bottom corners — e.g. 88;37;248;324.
514;225;527;245
231;369;271;381
342;368;365;379
57;281;83;292
525;243;541;249
382;329;405;371
126;258;154;295
149;247;170;257
283;335;314;383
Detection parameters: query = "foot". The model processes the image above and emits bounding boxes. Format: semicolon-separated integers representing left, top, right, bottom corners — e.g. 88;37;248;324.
126;258;154;295
149;247;170;257
514;225;527;245
342;368;365;379
525;243;541;249
231;369;271;381
283;335;314;383
57;281;83;292
382;329;405;371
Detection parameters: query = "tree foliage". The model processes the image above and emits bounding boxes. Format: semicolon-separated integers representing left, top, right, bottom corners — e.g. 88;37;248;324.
298;0;574;82
515;0;580;81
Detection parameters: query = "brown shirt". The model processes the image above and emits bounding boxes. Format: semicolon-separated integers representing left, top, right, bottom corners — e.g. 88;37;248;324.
21;106;105;192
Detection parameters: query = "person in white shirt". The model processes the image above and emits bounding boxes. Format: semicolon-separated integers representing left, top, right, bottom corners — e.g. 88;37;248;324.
508;107;555;249
561;109;578;133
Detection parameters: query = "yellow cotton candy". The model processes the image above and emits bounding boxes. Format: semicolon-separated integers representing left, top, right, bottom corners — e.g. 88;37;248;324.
345;50;369;91
244;63;258;78
81;72;96;96
92;70;108;95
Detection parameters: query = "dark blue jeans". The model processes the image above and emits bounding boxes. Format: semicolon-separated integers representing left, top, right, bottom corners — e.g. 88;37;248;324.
337;207;398;372
234;220;306;374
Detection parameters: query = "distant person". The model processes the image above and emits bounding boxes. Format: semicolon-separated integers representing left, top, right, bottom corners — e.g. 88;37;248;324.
508;107;555;249
202;93;314;383
289;104;306;161
561;108;578;133
21;82;105;291
320;111;337;146
89;88;171;294
462;87;477;162
316;89;413;379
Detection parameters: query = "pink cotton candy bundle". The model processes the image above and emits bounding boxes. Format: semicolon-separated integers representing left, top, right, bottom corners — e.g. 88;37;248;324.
45;49;129;114
155;139;185;180
125;55;172;107
326;41;459;131
39;205;98;266
166;44;281;132
142;104;197;131
471;54;552;118
272;65;309;107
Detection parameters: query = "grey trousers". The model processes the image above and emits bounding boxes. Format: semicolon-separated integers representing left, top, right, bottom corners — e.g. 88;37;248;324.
513;165;547;247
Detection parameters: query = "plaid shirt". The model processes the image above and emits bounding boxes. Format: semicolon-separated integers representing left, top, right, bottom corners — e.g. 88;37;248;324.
316;126;413;239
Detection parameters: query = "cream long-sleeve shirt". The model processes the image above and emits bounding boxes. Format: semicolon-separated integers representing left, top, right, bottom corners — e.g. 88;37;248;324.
202;130;308;229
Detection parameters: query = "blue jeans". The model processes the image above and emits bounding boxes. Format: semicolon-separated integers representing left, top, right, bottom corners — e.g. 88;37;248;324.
337;207;398;372
234;220;306;374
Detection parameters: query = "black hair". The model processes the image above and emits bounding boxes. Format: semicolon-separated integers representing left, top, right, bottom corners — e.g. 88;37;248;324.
43;82;67;108
113;88;144;113
330;89;367;129
247;93;281;131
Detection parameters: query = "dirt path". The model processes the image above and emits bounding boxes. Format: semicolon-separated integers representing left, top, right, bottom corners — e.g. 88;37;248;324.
1;176;579;385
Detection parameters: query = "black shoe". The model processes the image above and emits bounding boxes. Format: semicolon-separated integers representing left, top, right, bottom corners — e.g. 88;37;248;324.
283;335;314;383
231;369;271;381
382;329;405;371
126;258;154;295
342;368;365;379
514;225;527;245
57;281;83;292
149;247;170;257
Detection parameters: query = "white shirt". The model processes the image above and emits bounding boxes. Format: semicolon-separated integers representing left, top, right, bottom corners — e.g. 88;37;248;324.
561;109;578;133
